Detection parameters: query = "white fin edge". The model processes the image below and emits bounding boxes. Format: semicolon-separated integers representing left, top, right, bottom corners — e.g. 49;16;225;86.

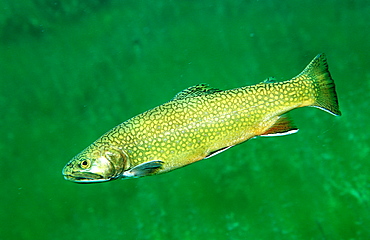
260;128;299;137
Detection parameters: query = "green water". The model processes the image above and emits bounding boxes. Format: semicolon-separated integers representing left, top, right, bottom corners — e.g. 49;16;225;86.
1;0;369;239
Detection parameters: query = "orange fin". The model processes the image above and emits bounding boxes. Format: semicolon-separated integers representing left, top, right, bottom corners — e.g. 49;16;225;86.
260;115;299;137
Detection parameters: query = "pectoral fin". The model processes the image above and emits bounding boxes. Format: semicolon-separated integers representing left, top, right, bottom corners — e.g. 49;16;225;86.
122;160;164;178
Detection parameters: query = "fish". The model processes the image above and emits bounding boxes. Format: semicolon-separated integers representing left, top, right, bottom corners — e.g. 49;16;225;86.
62;53;341;183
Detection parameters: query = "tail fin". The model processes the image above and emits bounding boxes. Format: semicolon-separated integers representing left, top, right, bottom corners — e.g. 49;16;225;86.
296;53;341;116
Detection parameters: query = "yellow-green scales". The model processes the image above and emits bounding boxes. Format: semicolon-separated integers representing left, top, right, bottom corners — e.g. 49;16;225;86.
63;53;340;183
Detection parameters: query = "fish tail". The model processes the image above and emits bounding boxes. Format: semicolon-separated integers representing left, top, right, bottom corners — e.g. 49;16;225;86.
297;53;341;116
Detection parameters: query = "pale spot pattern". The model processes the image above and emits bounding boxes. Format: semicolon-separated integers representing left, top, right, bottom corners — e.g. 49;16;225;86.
63;53;340;182
92;76;317;173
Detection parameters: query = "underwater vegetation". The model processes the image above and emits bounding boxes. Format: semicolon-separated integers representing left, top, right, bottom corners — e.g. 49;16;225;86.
0;0;369;239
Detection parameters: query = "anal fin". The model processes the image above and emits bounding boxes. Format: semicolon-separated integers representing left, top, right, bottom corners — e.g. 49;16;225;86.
260;115;299;137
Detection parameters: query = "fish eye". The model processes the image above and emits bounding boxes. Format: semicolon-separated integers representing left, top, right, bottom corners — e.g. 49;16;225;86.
79;159;91;169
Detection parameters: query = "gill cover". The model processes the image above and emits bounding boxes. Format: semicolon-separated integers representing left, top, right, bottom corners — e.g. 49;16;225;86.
62;147;127;183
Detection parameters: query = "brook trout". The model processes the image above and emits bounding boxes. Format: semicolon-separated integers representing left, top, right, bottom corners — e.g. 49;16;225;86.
63;53;340;183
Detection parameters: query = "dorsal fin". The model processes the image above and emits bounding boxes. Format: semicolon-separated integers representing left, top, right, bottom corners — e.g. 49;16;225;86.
262;77;277;84
172;83;222;100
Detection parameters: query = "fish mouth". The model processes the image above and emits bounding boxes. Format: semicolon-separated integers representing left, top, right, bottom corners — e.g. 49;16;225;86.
63;172;109;183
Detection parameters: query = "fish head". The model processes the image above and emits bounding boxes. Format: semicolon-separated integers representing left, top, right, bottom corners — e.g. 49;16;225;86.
62;145;128;183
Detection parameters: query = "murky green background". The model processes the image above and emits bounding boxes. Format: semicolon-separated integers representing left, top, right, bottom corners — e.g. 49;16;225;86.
1;0;369;239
